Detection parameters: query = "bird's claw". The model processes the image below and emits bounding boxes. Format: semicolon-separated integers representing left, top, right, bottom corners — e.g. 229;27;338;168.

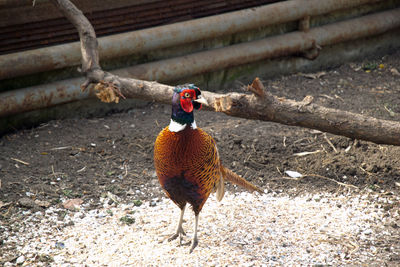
182;238;198;253
189;238;198;253
168;227;186;244
167;233;180;242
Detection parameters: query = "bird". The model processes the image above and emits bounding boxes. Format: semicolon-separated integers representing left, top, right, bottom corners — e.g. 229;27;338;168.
154;84;263;253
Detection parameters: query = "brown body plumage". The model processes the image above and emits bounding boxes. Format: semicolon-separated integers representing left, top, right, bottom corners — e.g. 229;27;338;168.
154;84;262;252
154;126;221;215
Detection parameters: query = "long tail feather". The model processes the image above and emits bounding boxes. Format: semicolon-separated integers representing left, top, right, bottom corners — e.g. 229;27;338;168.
221;166;263;193
215;177;225;201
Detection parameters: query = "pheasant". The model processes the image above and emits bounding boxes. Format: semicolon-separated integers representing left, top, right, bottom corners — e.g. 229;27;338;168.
154;84;263;253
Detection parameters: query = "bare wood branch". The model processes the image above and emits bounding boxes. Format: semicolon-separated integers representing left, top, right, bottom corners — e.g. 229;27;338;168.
50;0;103;88
52;0;400;146
209;88;400;146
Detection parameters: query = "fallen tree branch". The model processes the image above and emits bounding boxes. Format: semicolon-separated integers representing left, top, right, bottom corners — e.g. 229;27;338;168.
51;0;400;146
209;81;400;145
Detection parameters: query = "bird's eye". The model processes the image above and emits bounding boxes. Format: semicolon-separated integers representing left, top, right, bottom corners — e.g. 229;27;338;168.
184;92;191;98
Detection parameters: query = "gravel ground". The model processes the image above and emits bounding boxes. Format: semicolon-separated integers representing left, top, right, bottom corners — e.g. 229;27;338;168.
3;188;399;266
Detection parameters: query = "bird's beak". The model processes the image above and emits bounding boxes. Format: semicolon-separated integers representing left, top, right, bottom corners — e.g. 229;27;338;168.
194;95;208;106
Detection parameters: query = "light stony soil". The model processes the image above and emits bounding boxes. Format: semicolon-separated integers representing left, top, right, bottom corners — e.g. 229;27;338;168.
3;187;399;266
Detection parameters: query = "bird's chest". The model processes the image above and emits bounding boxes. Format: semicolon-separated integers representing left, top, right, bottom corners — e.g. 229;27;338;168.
155;128;203;168
154;129;213;180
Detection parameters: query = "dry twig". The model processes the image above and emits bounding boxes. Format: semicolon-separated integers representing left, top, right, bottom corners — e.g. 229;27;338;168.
305;174;359;189
323;133;338;153
11;158;30;165
273;172;358;190
293;150;322;156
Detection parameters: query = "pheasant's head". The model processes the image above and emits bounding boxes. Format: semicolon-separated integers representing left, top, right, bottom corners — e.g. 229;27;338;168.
174;84;208;112
170;84;208;131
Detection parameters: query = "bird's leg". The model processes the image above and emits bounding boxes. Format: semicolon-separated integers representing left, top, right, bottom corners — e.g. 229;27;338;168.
189;214;199;253
168;205;186;244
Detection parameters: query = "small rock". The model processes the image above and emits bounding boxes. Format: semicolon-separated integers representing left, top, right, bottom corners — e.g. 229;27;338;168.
363;229;372;235
107;192;120;204
97;211;107;218
35;200;51;208
233;137;242;145
55;241;65;249
0;200;11;208
16;255;25;265
25;191;35;197
285;170;303;178
390;68;400;76
63;198;83;210
73;211;84;219
18;198;37;208
313;195;321;202
133;199;142;207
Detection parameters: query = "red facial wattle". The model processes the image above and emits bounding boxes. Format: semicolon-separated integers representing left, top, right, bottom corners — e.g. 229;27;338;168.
179;89;196;113
180;98;193;113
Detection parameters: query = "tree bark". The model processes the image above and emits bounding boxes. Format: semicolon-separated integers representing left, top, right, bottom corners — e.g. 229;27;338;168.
50;0;400;146
211;79;400;146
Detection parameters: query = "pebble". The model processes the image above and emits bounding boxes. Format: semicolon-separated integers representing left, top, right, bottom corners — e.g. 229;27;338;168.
363;229;373;235
313;195;321;202
16;255;25;265
18;198;37;208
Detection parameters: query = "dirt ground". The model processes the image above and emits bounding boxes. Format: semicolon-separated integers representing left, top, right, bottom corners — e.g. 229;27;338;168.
1;50;400;264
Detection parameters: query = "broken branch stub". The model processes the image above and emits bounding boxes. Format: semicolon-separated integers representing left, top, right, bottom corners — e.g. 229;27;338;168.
94;81;126;104
247;77;265;98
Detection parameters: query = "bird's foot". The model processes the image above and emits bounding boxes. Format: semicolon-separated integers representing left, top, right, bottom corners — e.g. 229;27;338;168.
182;237;198;253
189;238;198;253
168;226;186;244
